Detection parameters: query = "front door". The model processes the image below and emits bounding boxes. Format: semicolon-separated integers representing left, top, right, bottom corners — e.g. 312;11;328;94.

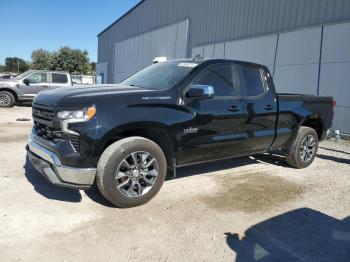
19;72;49;99
177;63;247;165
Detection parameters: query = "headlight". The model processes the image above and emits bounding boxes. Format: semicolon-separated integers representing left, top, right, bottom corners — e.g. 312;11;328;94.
57;106;96;121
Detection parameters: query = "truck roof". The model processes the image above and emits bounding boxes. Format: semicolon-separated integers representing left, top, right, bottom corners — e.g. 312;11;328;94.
25;70;70;74
166;58;267;69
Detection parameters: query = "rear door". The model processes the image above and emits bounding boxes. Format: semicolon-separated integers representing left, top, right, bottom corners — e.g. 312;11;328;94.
177;63;248;165
237;65;278;153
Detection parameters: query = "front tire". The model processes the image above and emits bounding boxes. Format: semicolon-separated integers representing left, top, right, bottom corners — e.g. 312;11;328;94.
96;137;167;208
0;91;15;107
285;126;318;169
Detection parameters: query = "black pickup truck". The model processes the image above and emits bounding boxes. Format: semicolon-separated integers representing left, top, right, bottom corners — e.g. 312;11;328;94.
27;59;334;207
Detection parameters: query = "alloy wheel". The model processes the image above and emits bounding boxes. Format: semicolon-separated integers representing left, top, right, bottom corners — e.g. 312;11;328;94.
115;151;159;198
300;135;316;162
0;93;11;106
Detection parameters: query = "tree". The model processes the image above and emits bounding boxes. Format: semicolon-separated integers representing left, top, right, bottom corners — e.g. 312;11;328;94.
31;49;51;70
0;64;5;72
4;57;29;73
90;62;96;73
50;47;90;74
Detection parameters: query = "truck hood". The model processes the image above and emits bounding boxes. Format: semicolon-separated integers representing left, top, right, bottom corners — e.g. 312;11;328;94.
0;79;20;87
33;84;155;107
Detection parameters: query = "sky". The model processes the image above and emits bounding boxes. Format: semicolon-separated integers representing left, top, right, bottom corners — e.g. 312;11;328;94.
0;0;140;64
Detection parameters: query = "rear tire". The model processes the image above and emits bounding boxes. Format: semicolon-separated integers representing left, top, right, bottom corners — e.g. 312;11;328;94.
96;136;167;208
285;126;318;169
0;91;15;107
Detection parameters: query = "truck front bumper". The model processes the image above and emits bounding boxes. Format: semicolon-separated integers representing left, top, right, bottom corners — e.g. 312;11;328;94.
27;134;96;189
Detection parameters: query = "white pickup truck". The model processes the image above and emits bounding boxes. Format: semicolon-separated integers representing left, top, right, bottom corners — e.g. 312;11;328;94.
0;70;72;107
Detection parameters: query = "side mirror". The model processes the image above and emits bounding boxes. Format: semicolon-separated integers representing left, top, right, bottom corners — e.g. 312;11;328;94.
186;85;214;99
23;79;30;86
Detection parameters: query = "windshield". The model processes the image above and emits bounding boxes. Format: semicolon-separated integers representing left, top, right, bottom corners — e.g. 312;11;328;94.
13;71;33;80
122;61;197;90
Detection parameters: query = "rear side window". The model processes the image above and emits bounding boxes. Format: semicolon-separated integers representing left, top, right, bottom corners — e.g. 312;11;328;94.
238;66;265;97
193;64;237;97
52;73;68;84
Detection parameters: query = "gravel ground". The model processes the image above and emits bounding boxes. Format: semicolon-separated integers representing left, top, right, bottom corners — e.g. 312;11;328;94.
0;106;349;262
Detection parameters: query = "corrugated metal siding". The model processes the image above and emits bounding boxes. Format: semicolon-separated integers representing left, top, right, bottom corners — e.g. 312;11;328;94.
98;0;350;83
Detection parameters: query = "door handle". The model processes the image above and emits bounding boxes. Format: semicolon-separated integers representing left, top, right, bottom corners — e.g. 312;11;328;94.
228;105;239;112
42;85;49;88
264;104;273;110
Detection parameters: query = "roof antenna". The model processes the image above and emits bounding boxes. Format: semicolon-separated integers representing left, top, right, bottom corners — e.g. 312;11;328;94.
153;56;167;64
192;54;202;61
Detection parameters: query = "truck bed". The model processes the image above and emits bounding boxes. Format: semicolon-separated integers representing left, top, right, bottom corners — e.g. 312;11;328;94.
277;93;333;103
272;93;334;149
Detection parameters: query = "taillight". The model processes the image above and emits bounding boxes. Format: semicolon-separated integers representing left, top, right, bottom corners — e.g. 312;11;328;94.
332;100;336;107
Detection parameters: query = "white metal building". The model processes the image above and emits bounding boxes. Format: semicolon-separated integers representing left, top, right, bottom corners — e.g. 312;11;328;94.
97;0;350;134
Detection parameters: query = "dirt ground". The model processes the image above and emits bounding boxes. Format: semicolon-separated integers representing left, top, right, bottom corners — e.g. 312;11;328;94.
0;106;350;262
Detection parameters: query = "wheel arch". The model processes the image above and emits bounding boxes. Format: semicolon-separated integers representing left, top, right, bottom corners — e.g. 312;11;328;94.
300;115;323;140
101;123;176;167
0;88;18;101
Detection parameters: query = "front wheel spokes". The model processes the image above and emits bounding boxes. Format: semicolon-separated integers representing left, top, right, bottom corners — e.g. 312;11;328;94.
131;153;139;165
135;181;143;196
142;176;156;187
141;152;150;165
116;151;159;198
145;169;158;177
0;94;10;106
117;171;129;179
142;157;156;168
126;180;136;196
121;159;132;169
117;177;131;189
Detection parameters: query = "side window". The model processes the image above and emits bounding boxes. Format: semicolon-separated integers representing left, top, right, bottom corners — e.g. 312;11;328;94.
26;73;47;84
193;64;236;97
239;66;265;97
52;73;68;84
